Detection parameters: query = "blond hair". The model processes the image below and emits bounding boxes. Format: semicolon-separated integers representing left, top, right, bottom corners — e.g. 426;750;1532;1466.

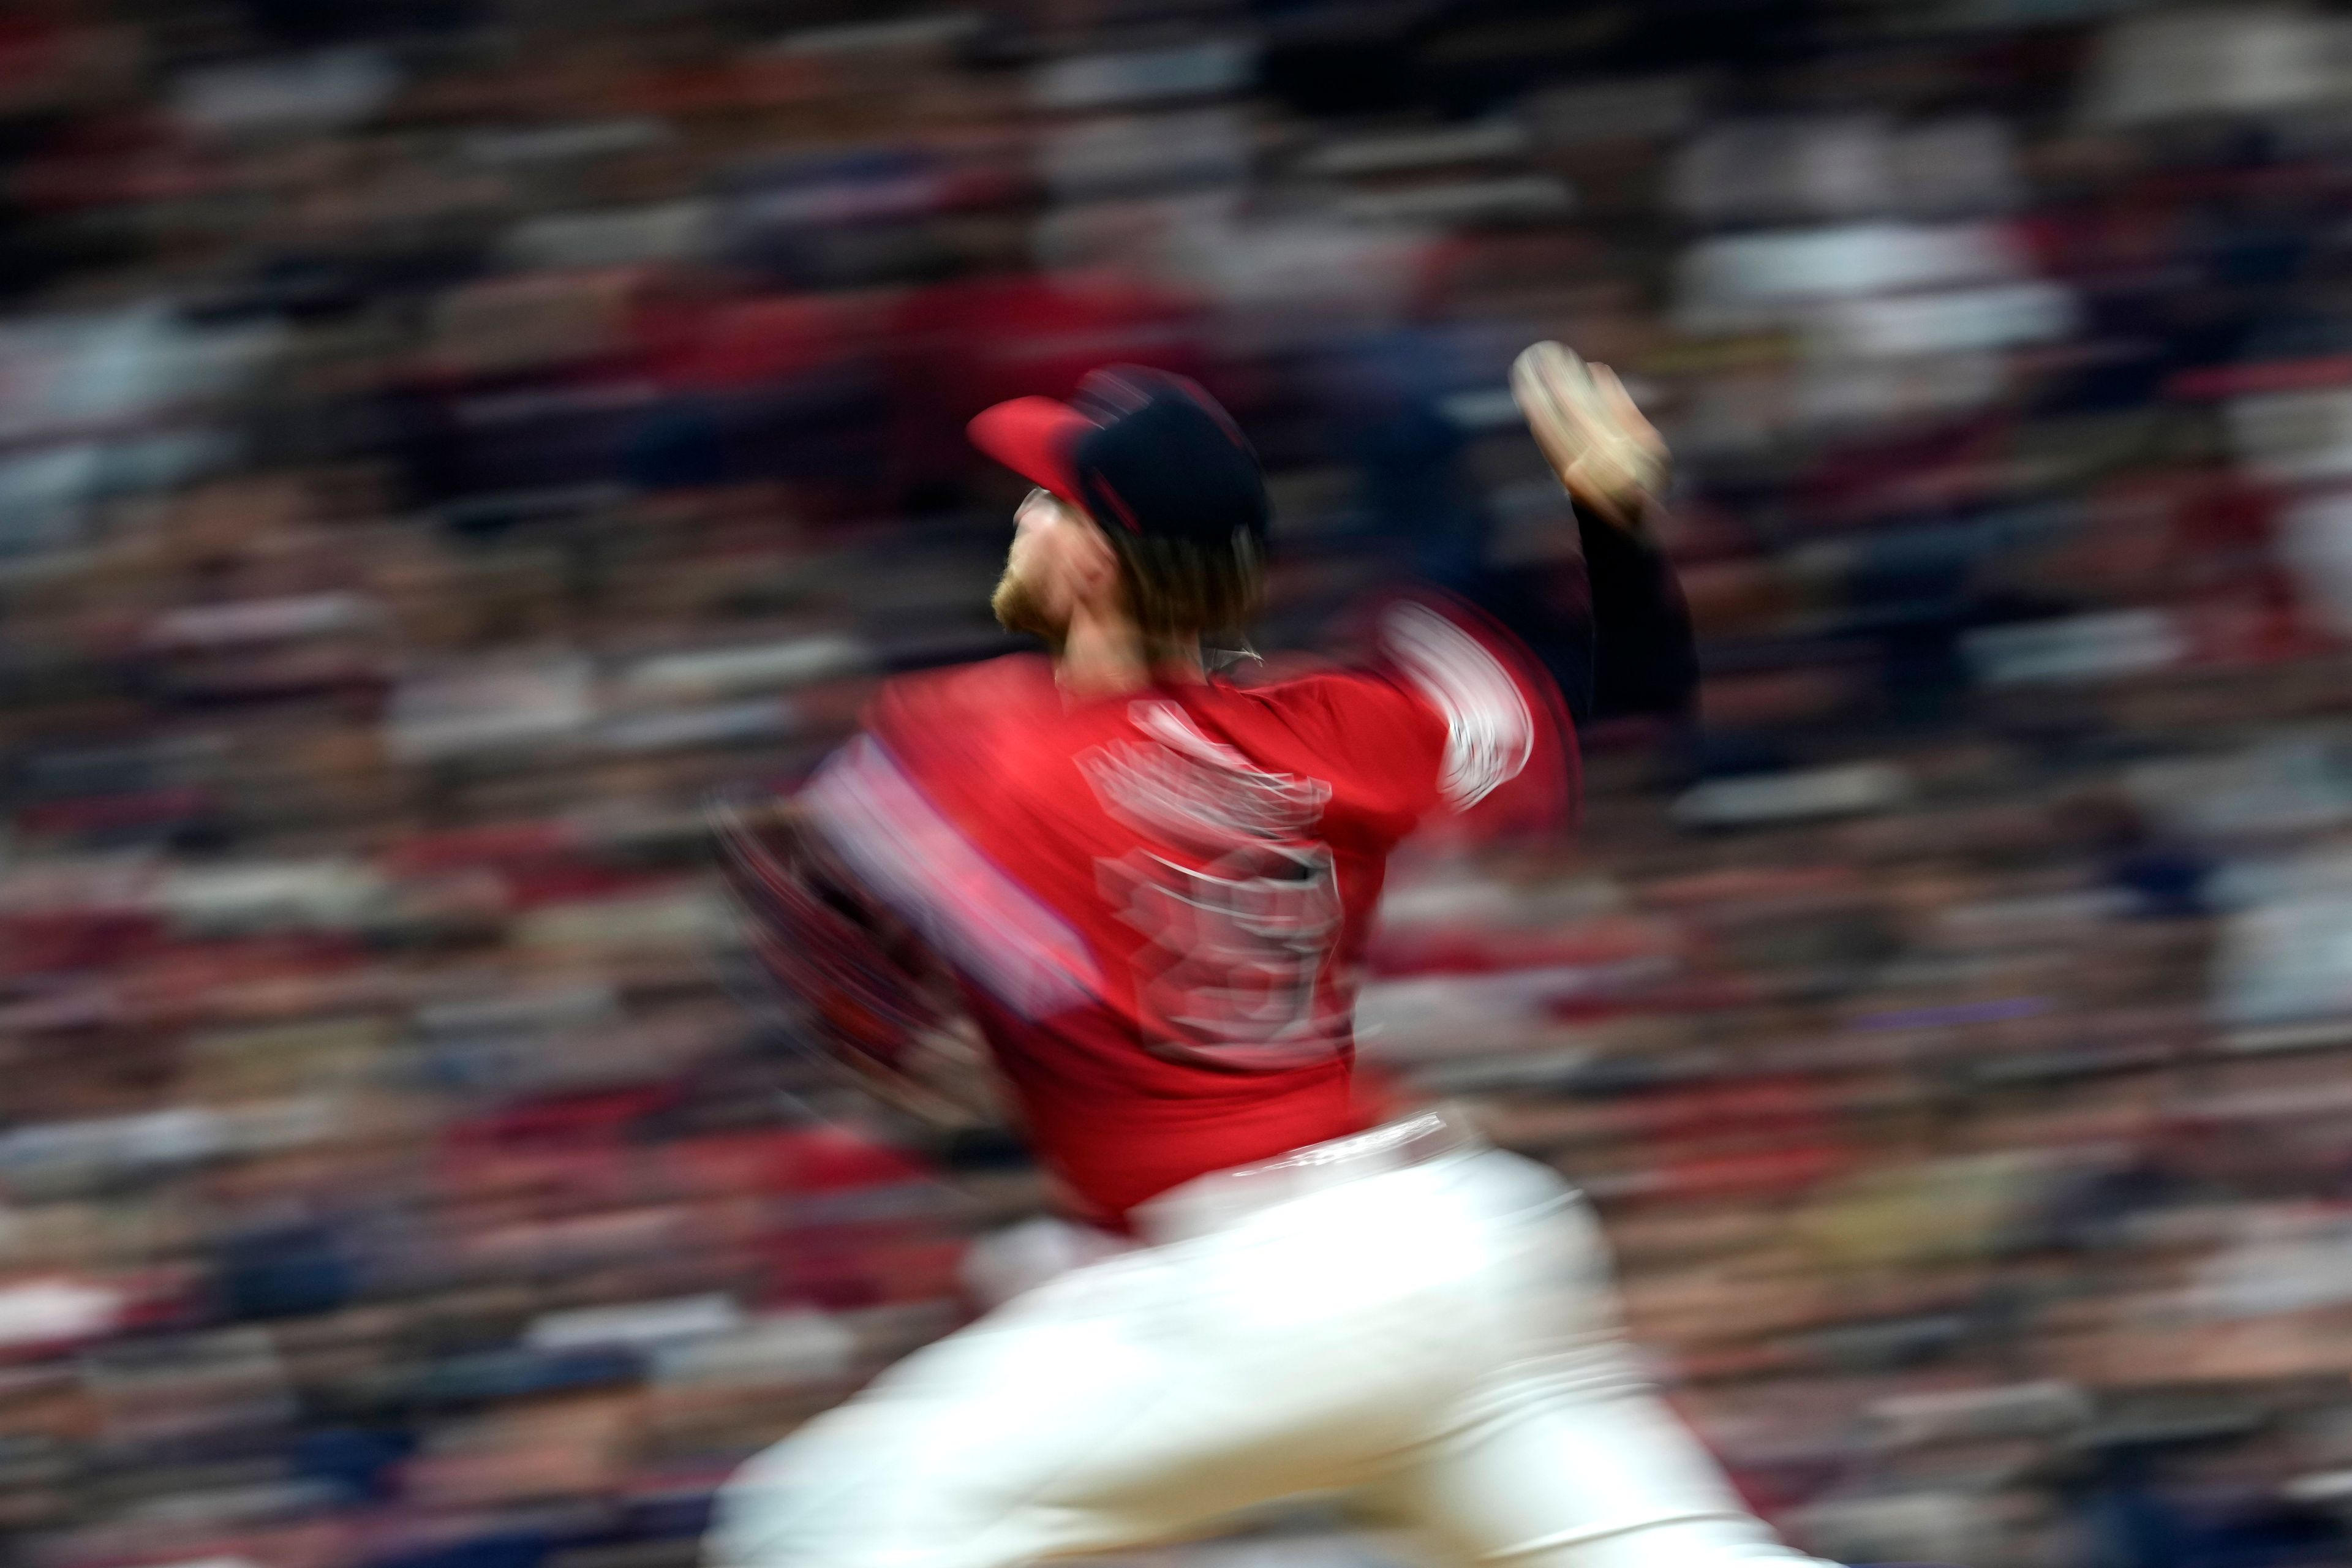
1103;526;1265;662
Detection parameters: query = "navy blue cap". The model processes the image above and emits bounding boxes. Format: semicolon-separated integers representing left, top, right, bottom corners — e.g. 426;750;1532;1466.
968;366;1269;550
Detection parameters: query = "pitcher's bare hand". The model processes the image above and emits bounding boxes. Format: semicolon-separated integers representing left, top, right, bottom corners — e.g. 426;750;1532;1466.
1510;341;1668;530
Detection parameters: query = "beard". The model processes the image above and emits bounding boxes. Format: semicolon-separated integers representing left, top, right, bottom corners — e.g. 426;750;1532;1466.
992;561;1066;650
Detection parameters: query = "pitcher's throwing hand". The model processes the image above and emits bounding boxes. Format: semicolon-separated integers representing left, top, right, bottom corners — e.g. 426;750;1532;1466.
1512;340;1668;529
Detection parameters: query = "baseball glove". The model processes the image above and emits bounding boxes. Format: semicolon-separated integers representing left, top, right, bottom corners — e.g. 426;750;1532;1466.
711;793;993;1128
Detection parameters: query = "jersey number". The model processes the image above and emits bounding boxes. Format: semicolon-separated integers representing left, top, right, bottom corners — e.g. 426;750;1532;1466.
1098;845;1346;1070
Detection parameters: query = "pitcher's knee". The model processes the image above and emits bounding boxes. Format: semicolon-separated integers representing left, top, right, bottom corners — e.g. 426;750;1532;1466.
1520;1516;1839;1568
707;1442;838;1568
709;1428;992;1568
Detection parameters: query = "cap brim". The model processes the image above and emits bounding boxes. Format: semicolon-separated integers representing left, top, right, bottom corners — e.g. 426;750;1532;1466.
968;396;1094;501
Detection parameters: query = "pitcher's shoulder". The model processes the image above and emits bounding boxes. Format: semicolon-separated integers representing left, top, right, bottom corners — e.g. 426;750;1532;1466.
1206;655;1431;731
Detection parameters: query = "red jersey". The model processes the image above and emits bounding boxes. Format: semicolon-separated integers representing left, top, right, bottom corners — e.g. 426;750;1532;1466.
797;598;1574;1226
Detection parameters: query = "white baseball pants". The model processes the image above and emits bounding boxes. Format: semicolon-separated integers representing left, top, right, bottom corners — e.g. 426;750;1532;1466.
709;1136;1834;1568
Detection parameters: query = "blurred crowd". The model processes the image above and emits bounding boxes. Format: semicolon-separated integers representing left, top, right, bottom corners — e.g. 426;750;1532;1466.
15;3;2352;1568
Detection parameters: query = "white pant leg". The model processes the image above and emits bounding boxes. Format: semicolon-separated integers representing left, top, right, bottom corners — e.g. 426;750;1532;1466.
1368;1151;1833;1568
1374;1346;1822;1568
710;1144;1836;1568
709;1168;1493;1568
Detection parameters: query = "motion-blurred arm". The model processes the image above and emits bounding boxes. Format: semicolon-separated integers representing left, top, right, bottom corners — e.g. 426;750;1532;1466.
710;794;1005;1135
1510;342;1697;728
1574;495;1697;726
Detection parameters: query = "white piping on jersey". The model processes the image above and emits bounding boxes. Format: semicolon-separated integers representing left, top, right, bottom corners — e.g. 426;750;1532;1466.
802;736;1104;1020
1379;602;1536;810
1130;700;1259;772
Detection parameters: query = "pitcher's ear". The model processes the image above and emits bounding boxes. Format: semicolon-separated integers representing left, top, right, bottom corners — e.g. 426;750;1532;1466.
1067;513;1121;601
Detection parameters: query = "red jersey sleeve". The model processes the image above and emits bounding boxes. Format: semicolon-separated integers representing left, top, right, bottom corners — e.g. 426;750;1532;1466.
1297;593;1578;845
